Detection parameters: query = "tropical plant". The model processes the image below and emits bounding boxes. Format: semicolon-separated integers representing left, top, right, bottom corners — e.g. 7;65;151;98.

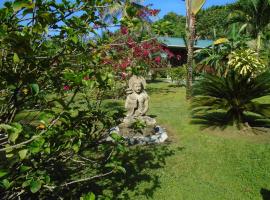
195;35;249;76
229;0;270;52
192;70;270;128
192;48;270;128
185;0;206;99
228;49;266;76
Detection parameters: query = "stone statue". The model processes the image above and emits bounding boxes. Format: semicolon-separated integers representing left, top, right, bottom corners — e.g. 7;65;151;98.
120;75;156;137
125;76;149;117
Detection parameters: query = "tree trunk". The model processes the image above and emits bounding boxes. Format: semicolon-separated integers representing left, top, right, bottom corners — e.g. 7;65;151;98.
186;14;195;100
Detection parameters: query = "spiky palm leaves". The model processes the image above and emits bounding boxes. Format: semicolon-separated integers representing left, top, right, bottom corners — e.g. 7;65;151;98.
191;70;270;128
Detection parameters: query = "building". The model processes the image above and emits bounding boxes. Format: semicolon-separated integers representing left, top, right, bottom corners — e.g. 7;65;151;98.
158;36;213;67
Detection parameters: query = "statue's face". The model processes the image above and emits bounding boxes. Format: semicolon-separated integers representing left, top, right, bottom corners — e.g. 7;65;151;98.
133;83;142;93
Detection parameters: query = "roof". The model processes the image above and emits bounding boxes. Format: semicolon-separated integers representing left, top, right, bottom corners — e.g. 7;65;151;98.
158;36;213;49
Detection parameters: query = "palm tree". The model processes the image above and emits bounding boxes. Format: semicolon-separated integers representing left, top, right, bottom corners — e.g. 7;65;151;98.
185;0;206;99
229;0;270;52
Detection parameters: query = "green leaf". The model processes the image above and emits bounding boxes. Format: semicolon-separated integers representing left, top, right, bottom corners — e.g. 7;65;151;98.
0;170;8;178
13;0;34;12
1;179;11;189
30;84;39;95
72;143;79;153
18;149;28;160
44;175;50;184
110;132;122;142
0;124;12;131
80;192;95;200
6;153;14;158
30;180;42;193
22;180;31;188
29;138;45;154
8;123;22;143
13;53;20;63
116;166;126;174
8;131;19;143
20;165;31;172
71;36;78;44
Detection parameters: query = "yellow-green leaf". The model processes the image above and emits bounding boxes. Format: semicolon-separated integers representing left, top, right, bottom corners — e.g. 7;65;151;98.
214;38;229;45
191;0;206;15
13;53;20;63
13;1;35;12
18;149;28;160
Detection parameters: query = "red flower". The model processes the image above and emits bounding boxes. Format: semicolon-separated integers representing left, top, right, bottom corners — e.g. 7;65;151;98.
143;50;150;57
63;85;70;91
121;26;128;35
154;56;161;63
127;37;135;47
149;9;160;16
120;60;130;69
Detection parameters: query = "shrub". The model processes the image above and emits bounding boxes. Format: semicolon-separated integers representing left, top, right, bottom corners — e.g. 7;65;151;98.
167;67;186;86
192;70;270;128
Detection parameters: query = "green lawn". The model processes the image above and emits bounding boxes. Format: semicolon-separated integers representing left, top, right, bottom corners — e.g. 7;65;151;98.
118;81;270;200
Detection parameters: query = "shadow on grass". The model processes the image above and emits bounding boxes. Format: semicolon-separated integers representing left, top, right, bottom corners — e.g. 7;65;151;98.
147;87;175;95
191;111;270;130
146;79;165;84
168;84;186;88
260;188;270;200
60;144;175;199
107;144;175;199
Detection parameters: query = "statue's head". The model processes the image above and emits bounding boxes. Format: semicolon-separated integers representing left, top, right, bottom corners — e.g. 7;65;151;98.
133;82;142;93
129;76;146;94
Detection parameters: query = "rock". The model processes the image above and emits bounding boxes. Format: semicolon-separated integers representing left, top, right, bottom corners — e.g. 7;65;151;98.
108;125;168;145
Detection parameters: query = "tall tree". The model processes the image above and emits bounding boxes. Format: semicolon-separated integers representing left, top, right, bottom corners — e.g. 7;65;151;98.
185;0;206;99
152;12;186;37
229;0;270;52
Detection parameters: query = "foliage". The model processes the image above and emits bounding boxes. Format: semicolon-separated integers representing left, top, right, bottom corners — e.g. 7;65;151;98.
195;37;249;76
196;5;233;39
228;0;270;39
228;49;266;76
192;69;270;128
152;12;186;37
130;119;146;135
167;67;186;86
0;0;165;199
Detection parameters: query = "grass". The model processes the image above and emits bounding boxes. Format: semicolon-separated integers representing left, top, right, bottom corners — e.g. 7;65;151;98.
12;81;270;199
116;81;270;200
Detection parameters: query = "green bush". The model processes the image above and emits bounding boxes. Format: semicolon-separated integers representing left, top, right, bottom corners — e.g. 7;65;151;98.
167;67;186;86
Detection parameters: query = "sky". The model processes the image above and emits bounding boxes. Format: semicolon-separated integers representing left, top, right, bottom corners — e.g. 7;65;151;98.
143;0;237;18
1;0;237;15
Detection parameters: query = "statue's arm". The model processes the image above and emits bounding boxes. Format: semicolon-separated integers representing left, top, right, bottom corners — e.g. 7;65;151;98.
125;94;137;116
141;94;149;115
